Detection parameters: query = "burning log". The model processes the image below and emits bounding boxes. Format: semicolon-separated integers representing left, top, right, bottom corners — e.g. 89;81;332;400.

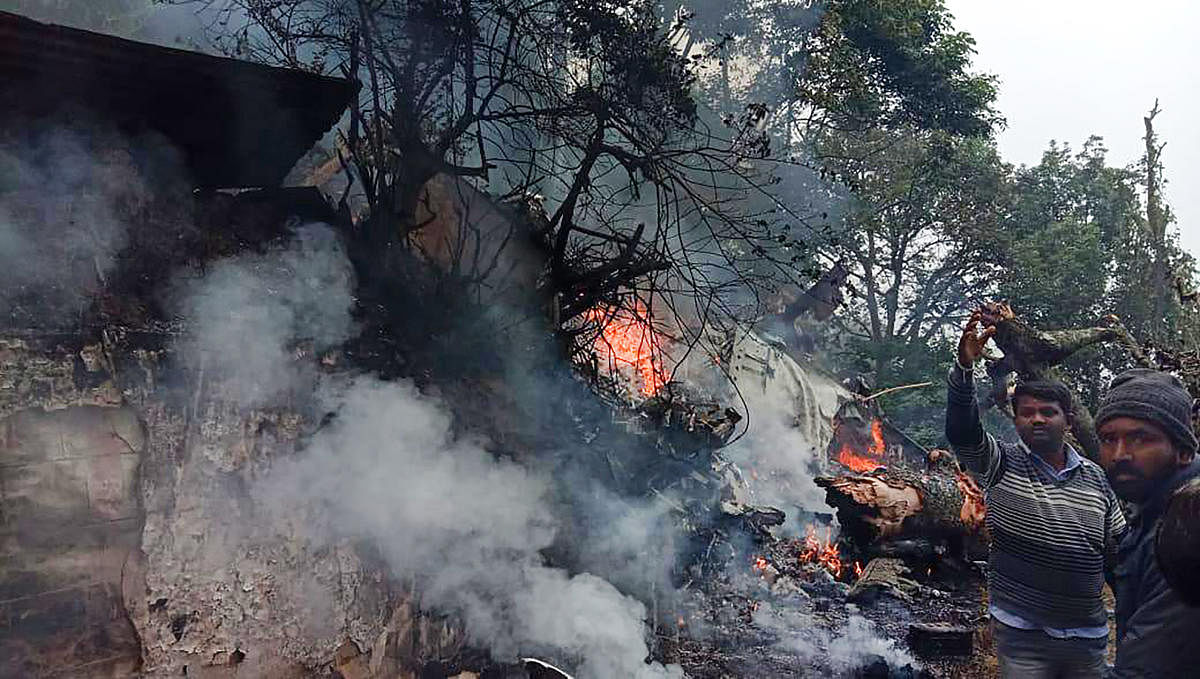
797;523;850;579
815;450;987;549
760;523;863;585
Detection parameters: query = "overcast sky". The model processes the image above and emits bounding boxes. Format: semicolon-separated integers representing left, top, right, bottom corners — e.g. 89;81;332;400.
945;0;1200;260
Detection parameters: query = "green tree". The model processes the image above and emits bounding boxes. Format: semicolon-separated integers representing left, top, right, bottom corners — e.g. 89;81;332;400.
785;0;1000;138
997;138;1139;330
990;124;1200;403
818;128;1006;436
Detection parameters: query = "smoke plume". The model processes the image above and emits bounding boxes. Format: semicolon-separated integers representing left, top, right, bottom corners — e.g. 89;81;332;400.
170;223;682;678
0;127;158;326
169;223;356;406
720;331;841;518
753;602;916;673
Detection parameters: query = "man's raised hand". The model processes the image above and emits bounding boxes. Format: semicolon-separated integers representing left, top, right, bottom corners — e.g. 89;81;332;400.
958;312;997;367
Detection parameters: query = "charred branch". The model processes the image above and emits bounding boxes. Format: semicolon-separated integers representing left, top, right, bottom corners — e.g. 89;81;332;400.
815;450;987;551
975;301;1156;460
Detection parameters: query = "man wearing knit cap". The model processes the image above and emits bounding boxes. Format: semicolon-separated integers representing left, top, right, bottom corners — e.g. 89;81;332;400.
947;313;1126;678
1095;368;1200;678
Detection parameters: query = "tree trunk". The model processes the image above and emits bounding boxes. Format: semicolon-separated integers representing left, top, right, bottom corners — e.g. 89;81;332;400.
1143;101;1172;342
814;451;986;549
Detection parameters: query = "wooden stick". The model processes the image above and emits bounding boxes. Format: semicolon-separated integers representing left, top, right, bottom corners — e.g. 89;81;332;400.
863;381;934;402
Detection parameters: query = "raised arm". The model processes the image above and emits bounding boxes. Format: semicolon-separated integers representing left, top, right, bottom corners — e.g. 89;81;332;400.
946;314;1004;485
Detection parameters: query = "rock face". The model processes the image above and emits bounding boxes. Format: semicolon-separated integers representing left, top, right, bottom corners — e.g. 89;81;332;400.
0;405;145;677
0;335;464;678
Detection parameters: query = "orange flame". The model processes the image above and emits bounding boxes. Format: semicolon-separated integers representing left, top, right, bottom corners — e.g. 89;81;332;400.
837;418;887;472
585;303;667;397
751;555;769;574
799;524;846;579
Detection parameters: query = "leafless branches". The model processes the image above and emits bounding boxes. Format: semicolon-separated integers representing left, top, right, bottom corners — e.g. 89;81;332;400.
178;0;820;377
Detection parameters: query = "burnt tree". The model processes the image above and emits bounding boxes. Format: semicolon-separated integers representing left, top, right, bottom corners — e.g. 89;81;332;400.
976;302;1154;461
184;0;820;363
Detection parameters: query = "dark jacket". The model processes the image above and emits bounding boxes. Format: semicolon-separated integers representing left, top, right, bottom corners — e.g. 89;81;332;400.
1112;460;1200;678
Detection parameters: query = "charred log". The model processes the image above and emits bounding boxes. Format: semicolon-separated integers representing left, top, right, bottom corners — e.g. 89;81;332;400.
638;386;743;451
765;261;852;355
785;262;851;323
906;623;974;659
718;502;786;540
815;451;986;550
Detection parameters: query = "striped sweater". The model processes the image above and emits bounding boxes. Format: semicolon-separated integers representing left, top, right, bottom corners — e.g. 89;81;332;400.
946;364;1127;630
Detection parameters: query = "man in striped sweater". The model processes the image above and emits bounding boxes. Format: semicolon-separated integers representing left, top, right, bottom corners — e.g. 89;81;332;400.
947;313;1126;678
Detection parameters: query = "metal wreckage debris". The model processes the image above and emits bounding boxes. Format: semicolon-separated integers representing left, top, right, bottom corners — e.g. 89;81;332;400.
568;310;992;677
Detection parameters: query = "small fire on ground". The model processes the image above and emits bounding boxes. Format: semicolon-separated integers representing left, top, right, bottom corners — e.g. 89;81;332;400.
752;524;862;582
799;524;860;580
584;302;668;397
837;418;887;473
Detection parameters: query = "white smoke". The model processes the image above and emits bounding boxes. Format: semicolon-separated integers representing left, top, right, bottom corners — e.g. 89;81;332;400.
172;223;682;678
752;602;916;674
0;128;149;324
169;223;356;405
269;379;681;678
827;614;915;672
720;330;844;517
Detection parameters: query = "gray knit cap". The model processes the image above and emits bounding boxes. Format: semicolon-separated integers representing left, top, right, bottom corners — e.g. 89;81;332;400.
1095;369;1198;454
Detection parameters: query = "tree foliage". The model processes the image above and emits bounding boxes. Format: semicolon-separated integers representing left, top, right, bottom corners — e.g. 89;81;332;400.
822;129;1005;380
997;138;1140;329
845;123;1200;440
787;0;1001;137
992;126;1200;410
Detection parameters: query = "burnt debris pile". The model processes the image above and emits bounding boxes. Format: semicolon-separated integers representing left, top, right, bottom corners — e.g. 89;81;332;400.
0;10;998;679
